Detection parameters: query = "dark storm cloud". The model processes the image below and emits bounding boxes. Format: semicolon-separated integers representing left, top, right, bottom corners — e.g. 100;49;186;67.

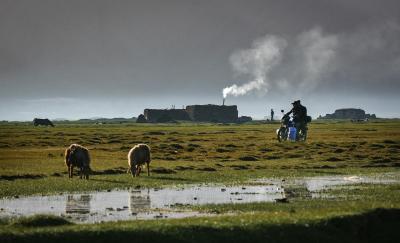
0;0;399;119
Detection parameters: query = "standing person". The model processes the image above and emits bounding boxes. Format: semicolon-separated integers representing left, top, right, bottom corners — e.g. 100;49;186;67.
270;109;274;121
285;100;307;139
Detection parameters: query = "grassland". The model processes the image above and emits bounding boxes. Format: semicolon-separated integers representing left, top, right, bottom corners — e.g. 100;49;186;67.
0;120;399;242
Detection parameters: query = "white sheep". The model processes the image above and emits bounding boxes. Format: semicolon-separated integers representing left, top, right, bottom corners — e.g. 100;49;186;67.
128;144;151;177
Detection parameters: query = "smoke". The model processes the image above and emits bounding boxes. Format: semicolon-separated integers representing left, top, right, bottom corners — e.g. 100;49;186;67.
222;35;287;98
222;28;336;98
222;20;400;98
295;28;338;90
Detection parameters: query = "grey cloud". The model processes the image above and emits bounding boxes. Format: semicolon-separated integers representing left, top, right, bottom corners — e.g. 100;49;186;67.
0;0;399;119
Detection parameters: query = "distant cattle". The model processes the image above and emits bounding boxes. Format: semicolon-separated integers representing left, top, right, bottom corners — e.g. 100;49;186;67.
128;144;151;177
65;144;91;179
33;118;54;127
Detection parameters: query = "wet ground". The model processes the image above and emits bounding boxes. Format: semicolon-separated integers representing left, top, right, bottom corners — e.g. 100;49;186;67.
0;173;398;223
254;172;399;199
0;185;284;223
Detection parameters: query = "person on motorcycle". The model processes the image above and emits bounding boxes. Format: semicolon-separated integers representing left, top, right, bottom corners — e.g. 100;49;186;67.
285;100;307;140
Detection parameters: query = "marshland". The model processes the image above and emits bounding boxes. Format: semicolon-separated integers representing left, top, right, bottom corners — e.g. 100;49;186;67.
0;120;399;242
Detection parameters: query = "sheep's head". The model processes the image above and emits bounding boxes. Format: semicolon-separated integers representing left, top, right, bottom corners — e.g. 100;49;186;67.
135;166;142;177
68;150;77;163
65;150;74;166
68;149;84;168
130;165;142;177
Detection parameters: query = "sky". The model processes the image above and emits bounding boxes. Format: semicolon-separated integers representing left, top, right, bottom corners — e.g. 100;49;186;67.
0;0;399;120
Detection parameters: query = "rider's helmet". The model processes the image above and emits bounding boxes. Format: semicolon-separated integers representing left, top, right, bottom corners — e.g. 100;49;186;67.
291;100;301;106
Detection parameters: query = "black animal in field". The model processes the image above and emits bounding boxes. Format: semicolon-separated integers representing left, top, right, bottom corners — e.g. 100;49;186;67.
33;118;54;127
65;144;91;179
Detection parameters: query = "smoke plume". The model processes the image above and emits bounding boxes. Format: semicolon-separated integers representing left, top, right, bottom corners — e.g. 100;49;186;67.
222;35;287;98
223;20;400;98
222;28;337;98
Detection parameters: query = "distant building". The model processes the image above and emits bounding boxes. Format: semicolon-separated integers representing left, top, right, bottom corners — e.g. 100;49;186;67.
319;108;376;120
141;104;239;123
143;109;191;123
186;105;238;123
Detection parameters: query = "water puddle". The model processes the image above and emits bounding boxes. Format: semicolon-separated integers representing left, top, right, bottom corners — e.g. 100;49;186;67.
0;173;398;223
254;172;399;198
296;175;398;192
0;185;284;223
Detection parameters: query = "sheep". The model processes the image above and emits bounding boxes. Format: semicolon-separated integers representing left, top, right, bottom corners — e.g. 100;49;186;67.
128;144;151;177
33;118;54;127
65;144;91;179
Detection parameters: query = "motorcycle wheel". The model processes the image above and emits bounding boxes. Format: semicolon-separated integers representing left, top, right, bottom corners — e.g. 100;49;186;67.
277;127;287;142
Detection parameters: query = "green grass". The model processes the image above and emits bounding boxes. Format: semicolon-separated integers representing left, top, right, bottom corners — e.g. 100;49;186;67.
0;120;399;242
1;202;399;243
0;121;399;197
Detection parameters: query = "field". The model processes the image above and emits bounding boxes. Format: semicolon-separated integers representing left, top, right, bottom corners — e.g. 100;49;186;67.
0;120;400;242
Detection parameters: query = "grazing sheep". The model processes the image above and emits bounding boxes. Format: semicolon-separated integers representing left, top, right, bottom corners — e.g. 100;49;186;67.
33;118;54;127
128;144;151;177
65;144;91;179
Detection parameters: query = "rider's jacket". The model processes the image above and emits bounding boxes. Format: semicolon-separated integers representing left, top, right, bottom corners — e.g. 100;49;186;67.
287;104;307;123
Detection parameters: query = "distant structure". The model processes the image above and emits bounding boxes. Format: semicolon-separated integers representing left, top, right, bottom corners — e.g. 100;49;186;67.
186;105;238;123
143;109;191;123
140;104;239;123
319;108;376;120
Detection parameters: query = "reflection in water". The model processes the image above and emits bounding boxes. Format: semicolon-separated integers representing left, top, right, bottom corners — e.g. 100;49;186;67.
283;183;312;200
1;173;397;223
65;194;91;221
129;189;151;214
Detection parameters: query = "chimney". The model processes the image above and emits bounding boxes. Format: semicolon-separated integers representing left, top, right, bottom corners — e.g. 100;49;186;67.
222;98;225;106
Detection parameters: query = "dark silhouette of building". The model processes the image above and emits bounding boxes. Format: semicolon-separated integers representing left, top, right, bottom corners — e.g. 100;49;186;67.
142;104;239;123
320;108;376;120
143;109;191;123
185;105;238;123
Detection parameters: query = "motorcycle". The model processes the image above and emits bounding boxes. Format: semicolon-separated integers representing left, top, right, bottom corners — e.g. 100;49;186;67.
276;114;309;142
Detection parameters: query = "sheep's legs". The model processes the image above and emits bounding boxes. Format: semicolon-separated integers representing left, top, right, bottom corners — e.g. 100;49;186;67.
69;166;73;178
147;163;150;176
79;167;83;179
80;167;89;180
